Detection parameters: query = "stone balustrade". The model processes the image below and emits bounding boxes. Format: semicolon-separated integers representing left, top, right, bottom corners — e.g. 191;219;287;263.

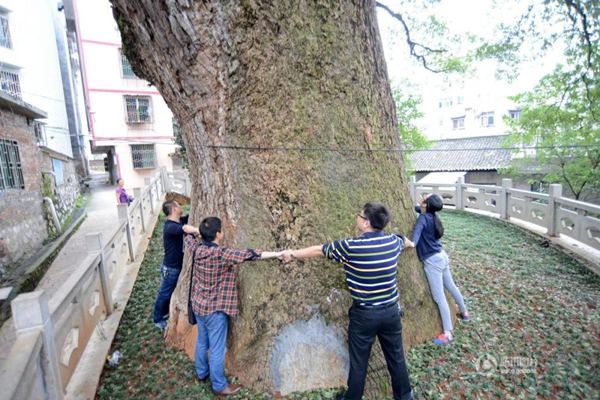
165;169;191;197
0;169;166;400
409;176;600;252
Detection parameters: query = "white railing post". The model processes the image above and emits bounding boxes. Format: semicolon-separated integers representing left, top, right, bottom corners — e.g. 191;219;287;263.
12;291;64;400
117;204;135;262
548;184;563;237
161;166;171;193
455;176;464;211
409;176;416;203
133;188;146;233
85;233;113;315
144;178;155;215
154;178;159;200
501;179;512;220
184;172;192;197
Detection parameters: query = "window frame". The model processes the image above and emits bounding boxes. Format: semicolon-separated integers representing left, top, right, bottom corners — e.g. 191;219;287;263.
124;95;153;124
52;158;64;186
33;121;48;147
131;144;157;170
438;97;453;108
119;49;138;79
0;15;12;49
0;68;22;99
452;116;465;130
509;109;522;122
0;139;25;191
480;111;495;127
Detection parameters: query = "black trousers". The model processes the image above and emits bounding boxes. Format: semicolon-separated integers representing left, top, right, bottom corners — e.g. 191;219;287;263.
345;303;413;400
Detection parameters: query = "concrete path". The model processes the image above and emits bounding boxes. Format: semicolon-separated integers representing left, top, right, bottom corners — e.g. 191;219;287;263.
0;171;121;365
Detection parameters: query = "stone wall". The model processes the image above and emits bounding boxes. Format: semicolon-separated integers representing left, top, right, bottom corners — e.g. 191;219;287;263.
40;148;80;232
0;108;48;267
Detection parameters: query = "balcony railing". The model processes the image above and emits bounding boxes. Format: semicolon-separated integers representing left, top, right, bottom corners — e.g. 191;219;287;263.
0;70;22;99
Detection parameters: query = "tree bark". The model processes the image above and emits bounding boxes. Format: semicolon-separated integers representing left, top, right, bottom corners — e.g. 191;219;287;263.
111;0;446;396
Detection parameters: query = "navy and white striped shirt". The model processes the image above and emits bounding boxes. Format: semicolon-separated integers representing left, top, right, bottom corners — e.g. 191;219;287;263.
322;231;406;306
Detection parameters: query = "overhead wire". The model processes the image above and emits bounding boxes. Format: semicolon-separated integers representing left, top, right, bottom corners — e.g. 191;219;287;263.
197;143;600;153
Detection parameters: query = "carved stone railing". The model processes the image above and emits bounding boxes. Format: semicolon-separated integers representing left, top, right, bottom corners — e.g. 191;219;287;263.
164;168;191;197
409;176;600;252
0;169;166;399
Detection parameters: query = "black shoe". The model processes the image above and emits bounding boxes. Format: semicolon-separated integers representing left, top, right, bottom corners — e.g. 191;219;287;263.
336;393;345;400
401;389;414;400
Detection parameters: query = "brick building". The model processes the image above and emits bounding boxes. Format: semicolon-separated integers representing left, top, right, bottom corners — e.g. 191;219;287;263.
0;92;48;266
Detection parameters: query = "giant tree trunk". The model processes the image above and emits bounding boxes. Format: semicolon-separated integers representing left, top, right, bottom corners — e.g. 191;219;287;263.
111;0;445;397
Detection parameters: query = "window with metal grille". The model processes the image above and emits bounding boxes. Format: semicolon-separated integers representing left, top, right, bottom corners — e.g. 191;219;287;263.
0;139;25;190
33;121;48;147
124;95;152;123
0;70;21;99
0;15;12;49
120;50;137;78
131;144;156;169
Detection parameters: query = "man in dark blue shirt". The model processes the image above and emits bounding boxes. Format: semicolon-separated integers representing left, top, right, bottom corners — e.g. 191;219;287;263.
153;200;199;330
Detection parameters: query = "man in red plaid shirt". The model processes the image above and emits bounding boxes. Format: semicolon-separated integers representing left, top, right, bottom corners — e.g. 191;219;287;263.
184;217;282;396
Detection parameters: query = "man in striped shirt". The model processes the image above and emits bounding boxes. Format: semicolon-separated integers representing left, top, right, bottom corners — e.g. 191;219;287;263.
282;202;414;400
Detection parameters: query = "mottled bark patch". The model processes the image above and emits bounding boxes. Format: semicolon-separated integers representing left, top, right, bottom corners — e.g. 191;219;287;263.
270;314;348;395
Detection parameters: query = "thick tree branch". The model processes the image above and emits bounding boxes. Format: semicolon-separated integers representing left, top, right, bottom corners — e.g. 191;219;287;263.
564;0;594;70
557;157;578;199
581;73;599;121
375;1;447;73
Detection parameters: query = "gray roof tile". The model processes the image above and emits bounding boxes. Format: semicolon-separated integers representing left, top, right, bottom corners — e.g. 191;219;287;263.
408;135;512;172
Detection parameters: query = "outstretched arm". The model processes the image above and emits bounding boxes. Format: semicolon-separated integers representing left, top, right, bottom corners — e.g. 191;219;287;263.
397;234;415;248
182;224;200;235
260;250;284;259
411;216;425;246
282;245;324;262
220;248;281;265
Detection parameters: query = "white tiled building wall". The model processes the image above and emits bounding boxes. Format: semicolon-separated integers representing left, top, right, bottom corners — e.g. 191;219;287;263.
76;0;177;189
0;0;73;158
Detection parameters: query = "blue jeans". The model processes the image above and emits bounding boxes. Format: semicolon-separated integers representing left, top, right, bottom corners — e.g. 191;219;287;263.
194;311;229;391
152;264;181;323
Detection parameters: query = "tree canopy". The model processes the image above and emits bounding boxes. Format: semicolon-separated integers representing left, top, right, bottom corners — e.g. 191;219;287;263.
378;0;598;199
503;65;599;201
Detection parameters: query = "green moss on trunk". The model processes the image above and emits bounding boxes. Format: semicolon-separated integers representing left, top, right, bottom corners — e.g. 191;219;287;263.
111;0;442;396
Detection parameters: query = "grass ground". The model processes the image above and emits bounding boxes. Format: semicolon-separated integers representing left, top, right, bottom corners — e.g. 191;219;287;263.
96;210;600;399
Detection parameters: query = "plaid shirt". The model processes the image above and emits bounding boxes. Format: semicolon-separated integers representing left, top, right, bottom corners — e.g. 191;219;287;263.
185;235;262;317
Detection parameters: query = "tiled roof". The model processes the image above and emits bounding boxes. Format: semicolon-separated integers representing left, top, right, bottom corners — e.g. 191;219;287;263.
408;135;512;172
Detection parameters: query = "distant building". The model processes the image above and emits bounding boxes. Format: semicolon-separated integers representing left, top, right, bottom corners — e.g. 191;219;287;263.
0;0;85;266
418;78;522;141
409;135;532;191
71;0;178;188
0;0;89;174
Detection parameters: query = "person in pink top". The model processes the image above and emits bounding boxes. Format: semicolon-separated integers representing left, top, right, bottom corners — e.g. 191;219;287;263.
115;178;133;205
